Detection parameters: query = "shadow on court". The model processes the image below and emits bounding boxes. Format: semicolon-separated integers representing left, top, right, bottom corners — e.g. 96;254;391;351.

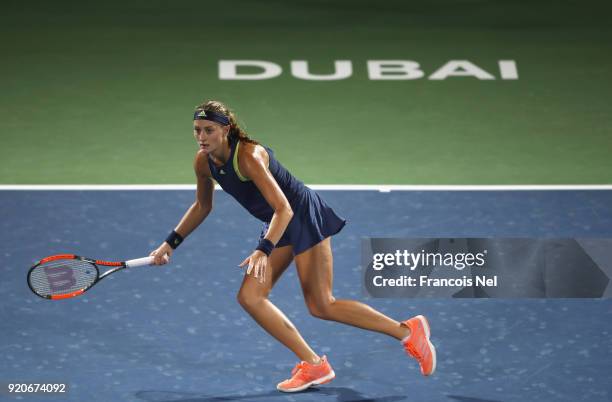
134;389;504;402
445;396;503;402
135;387;409;402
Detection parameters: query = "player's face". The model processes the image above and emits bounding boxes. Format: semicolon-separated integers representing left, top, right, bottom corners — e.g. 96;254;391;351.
193;120;228;153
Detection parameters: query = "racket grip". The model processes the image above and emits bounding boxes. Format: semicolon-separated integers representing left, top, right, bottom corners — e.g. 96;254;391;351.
125;256;155;268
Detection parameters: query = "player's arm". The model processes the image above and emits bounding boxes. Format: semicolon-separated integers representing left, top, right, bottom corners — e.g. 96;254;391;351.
150;150;214;264
239;143;294;246
237;142;293;282
174;150;214;237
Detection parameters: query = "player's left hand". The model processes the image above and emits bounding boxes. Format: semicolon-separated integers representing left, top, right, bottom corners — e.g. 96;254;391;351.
239;250;268;284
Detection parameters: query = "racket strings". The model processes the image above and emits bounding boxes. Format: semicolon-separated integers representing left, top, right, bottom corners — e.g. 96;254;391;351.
29;259;98;297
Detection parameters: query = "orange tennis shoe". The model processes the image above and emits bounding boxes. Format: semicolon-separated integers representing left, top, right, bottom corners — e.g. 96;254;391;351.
276;355;336;393
401;315;437;376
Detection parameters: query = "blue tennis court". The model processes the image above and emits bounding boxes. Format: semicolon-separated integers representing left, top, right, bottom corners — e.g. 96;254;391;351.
1;190;611;401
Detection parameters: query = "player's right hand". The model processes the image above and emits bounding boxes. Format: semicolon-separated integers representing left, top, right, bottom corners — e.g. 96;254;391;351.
150;242;173;265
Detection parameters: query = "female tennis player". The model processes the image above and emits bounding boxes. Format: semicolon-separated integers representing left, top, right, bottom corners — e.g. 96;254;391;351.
150;100;436;392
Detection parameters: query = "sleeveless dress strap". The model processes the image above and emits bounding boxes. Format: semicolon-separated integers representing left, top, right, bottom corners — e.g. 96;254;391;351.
233;140;249;182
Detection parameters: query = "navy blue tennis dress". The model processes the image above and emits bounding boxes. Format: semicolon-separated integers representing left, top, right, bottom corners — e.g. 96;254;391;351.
207;136;346;255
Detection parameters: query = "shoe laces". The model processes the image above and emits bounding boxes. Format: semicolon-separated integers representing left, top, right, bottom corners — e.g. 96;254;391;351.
290;361;310;378
404;341;423;361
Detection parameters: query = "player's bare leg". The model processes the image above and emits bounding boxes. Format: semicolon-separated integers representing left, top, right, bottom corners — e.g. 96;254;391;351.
237;244;320;364
294;237;410;340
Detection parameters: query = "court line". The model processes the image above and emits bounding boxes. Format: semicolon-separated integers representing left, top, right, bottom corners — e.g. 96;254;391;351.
1;184;611;191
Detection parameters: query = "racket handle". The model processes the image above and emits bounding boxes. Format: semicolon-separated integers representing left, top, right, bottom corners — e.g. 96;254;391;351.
125;256;155;268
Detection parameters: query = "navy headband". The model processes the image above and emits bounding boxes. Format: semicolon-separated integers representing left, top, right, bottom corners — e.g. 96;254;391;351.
193;109;230;126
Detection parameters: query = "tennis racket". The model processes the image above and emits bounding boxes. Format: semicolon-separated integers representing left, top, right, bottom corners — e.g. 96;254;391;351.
27;254;160;300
